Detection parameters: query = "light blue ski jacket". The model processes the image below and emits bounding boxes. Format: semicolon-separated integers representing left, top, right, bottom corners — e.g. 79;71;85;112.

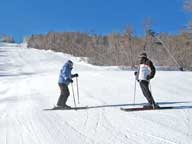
58;62;73;85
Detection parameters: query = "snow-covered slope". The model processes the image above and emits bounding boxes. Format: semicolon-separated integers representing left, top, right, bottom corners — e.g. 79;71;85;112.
0;43;192;144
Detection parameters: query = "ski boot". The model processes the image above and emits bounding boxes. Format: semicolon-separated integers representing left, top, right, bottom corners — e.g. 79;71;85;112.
143;103;153;109
63;104;71;109
152;103;160;109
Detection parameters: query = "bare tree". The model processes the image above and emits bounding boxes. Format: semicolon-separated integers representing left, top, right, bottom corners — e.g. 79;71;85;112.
123;26;135;67
143;17;154;54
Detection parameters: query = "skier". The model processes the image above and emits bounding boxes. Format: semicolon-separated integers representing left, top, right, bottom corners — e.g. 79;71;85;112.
134;52;159;109
57;60;78;108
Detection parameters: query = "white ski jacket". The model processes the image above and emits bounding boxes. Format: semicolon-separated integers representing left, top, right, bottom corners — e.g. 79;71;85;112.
138;64;151;81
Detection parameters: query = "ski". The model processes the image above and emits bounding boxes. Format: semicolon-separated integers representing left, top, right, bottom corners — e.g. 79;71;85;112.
120;106;173;112
44;106;88;111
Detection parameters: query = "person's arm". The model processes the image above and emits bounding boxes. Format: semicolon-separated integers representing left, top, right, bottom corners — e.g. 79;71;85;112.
62;66;73;83
147;60;156;79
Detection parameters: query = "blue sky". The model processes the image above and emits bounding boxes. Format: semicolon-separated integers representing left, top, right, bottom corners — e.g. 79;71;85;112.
0;0;191;42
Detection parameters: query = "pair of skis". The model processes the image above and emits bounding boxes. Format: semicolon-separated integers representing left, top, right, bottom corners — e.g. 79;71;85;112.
46;105;173;112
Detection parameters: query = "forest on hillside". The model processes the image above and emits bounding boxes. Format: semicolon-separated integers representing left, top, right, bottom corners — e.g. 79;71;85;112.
27;30;192;70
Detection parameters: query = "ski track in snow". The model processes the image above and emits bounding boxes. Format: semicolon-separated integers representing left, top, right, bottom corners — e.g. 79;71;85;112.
0;43;192;144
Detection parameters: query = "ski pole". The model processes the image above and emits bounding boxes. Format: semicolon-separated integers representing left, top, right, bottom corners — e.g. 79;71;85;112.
76;77;80;104
133;77;137;105
71;83;76;107
149;82;152;95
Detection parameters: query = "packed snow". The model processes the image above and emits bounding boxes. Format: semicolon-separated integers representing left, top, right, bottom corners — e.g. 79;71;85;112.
0;43;192;144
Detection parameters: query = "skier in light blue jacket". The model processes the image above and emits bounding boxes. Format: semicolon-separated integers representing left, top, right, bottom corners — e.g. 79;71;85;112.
57;60;78;108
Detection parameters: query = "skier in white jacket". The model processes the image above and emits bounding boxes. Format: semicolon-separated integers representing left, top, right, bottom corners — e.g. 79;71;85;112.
135;52;159;109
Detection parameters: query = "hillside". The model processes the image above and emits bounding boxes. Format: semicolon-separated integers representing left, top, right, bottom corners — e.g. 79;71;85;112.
0;43;192;144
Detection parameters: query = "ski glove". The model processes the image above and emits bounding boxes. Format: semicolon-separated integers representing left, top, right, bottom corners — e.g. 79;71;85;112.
73;73;79;77
146;75;151;80
67;78;73;83
134;71;137;76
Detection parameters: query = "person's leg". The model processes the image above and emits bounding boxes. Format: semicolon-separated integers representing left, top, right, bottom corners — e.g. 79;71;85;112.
62;85;70;107
57;84;65;106
139;80;156;105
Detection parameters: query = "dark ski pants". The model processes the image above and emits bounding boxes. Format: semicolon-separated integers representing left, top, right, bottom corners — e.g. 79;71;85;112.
139;80;156;105
57;83;70;106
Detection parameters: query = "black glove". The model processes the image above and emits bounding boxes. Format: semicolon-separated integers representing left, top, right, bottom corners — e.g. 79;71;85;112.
134;71;137;76
67;78;73;83
73;73;79;77
146;75;151;80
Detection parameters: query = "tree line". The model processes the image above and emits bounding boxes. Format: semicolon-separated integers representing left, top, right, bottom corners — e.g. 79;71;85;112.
27;30;192;70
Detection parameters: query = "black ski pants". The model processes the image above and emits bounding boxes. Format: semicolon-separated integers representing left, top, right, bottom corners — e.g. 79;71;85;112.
57;83;70;106
139;80;155;105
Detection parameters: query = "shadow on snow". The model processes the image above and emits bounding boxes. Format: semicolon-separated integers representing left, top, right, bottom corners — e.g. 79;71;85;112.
44;101;192;111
